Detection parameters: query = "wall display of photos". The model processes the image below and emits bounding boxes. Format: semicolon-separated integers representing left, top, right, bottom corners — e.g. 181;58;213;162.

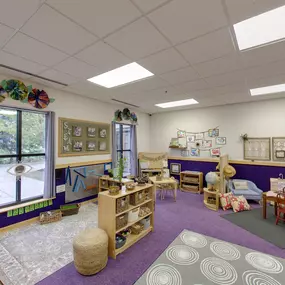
170;163;181;175
272;137;285;161
58;117;110;157
243;137;271;161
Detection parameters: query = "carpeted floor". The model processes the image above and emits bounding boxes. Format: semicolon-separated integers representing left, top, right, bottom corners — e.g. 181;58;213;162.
135;229;285;284
37;191;285;285
222;206;285;248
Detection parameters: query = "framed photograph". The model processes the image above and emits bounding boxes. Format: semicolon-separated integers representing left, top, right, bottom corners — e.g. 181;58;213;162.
202;140;212;148
190;148;200;157
99;141;107;151
73;141;83;152
87;127;96;137
86;141;96;151
177;130;186;138
187;135;195;143
99;128;107;138
210;148;220;157
244;137;271;161
170;163;181;175
272;137;285;161
208;128;219;137
195;133;204;140
72;126;82;137
216;137;226;145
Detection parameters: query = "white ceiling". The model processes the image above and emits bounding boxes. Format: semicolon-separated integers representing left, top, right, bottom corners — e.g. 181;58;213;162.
1;0;285;113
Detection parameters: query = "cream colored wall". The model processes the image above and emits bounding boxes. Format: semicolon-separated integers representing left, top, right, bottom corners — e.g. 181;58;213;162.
150;98;285;160
0;74;151;165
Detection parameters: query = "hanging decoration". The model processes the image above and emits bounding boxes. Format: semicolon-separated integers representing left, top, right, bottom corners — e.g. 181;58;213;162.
0;79;55;109
113;108;138;123
139;153;167;162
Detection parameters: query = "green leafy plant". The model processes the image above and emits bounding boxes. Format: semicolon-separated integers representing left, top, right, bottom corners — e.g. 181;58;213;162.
116;157;126;183
107;168;113;177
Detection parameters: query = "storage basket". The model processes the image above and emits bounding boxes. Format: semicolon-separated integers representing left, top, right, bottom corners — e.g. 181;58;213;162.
144;188;151;200
39;210;62;225
127;207;139;223
139;206;151;217
116;196;129;214
101;179;108;188
126;183;136;191
60;203;80;216
129;190;145;206
141;216;151;230
116;214;128;230
130;222;144;235
183;184;198;191
183;177;198;183
109;185;120;196
115;234;126;249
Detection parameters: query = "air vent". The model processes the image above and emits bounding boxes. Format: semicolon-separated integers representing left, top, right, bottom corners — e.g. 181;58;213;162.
111;99;140;108
0;64;68;86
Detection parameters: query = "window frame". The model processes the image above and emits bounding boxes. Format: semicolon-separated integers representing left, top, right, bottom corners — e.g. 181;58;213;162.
0;107;46;208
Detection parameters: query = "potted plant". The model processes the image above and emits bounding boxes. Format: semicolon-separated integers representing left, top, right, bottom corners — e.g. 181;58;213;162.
116;157;126;185
108;168;114;178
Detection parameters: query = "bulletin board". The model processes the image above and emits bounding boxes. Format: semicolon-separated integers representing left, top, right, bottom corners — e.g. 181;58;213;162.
243;137;271;161
138;152;168;169
58;117;110;157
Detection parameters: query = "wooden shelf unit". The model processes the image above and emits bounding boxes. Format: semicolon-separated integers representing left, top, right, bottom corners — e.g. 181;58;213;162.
203;188;219;211
180;171;203;194
99;176;133;192
98;184;154;259
141;168;162;178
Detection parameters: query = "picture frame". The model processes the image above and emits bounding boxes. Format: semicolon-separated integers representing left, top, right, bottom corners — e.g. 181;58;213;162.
72;126;82;137
272;137;285;161
190;148;200;157
73;141;83;152
87;127;96;137
170;163;181;175
99;128;107;138
195;133;204;140
210;148;220;157
99;141;107;151
276;150;285;159
187;135;195;143
163;168;170;178
202;140;212;148
208;128;219;137
86;141;96;151
216;137;226;145
243;137;271;161
177;130;186;138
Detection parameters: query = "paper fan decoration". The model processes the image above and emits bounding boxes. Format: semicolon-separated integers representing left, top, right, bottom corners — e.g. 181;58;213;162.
3;79;30;100
0;85;7;103
122;108;131;120
28;88;50;109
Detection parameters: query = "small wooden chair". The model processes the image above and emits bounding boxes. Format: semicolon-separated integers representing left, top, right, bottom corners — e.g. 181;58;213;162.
275;192;285;225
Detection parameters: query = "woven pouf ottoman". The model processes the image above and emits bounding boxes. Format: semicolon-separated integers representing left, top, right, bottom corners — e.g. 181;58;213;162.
73;228;108;275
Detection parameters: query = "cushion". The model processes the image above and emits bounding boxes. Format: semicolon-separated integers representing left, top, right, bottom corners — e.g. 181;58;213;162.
233;180;248;190
220;192;233;210
230;195;251;213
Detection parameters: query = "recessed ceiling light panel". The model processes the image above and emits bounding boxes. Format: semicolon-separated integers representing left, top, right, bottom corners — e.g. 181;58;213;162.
250;83;285;96
234;5;285;50
155;99;199;108
87;62;154;88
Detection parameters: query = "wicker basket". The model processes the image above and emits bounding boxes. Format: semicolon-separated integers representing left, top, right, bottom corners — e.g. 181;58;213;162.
144;189;151;200
182;184;198;191
39;210;62;225
116;214;128;230
184;177;198;183
116;196;129;214
130;222;144;235
109;185;120;196
129;190;145;206
60;203;80;216
126;183;136;191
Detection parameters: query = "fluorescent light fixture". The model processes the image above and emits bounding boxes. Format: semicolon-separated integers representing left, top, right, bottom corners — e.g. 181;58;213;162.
155;99;199;108
87;62;154;88
234;5;285;50
250;83;285;96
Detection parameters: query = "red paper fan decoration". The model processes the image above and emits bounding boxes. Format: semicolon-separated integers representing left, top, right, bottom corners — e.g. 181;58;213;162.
28;89;50;109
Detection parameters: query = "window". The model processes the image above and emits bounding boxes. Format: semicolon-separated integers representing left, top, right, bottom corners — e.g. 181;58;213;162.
0;107;46;208
115;123;131;177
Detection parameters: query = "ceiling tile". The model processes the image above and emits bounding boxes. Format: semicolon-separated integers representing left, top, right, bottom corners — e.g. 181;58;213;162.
21;5;97;54
0;0;43;29
160;66;200;85
205;69;246;87
132;0;170;13
39;69;79;85
0;50;47;74
30;77;67;89
0;24;14;47
248;73;285;90
47;0;141;37
148;0;227;44
0;66;32;79
54;57;100;79
105;18;170;60
194;53;243;78
75;41;131;72
3;33;68;66
175;79;209;93
225;0;285;24
138;48;188;75
176;28;236;65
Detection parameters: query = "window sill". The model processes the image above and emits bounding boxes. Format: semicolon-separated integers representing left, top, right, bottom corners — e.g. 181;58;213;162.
0;197;56;214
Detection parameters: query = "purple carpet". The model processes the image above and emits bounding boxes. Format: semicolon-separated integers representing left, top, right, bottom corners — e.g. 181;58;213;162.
37;191;285;285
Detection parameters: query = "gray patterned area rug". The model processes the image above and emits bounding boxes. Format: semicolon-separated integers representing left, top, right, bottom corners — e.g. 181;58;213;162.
135;229;285;285
0;203;98;285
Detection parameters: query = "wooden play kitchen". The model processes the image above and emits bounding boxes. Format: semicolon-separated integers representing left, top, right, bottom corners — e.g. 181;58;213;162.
180;171;203;193
98;184;154;259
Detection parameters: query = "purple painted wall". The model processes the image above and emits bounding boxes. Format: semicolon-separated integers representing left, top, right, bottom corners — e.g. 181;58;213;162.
169;159;285;191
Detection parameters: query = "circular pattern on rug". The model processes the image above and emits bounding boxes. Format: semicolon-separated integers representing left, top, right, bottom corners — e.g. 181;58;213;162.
200;257;238;285
146;264;182;285
245;252;283;274
210;241;241;261
180;231;207;248
166;245;199;266
28;89;50;109
242;270;281;285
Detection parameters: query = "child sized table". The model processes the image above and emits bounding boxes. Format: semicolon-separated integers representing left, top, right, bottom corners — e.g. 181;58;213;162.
262;191;277;219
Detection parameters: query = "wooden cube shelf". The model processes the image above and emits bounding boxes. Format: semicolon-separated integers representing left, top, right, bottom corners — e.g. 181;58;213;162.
180;171;203;194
